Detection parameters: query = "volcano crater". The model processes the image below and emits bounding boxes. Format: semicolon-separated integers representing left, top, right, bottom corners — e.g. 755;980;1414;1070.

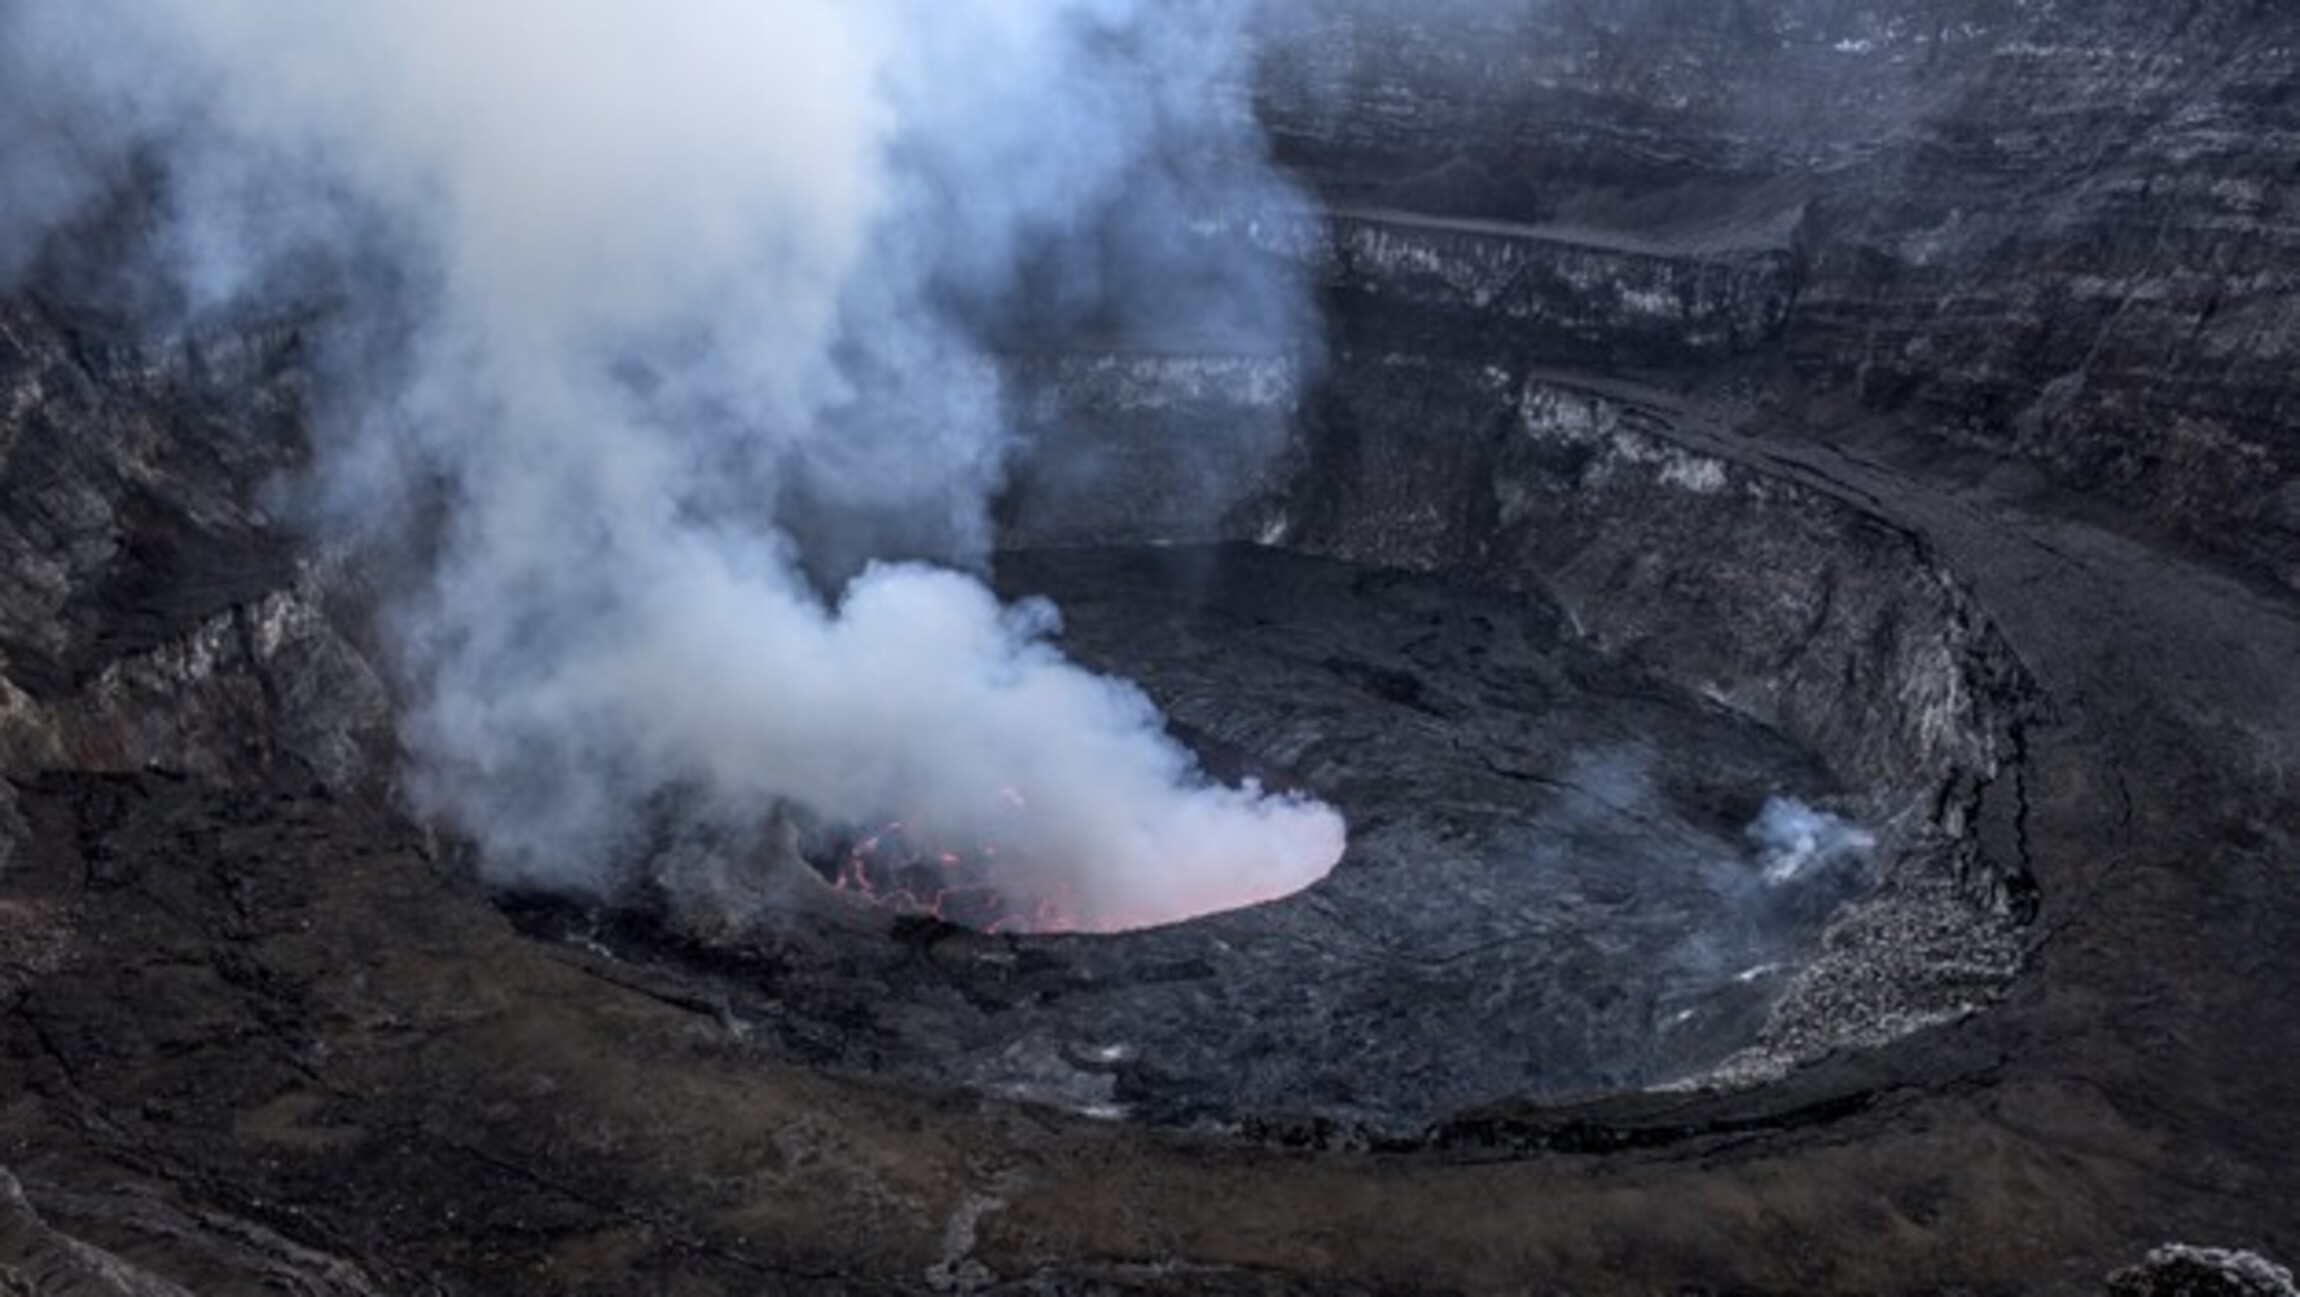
525;360;2034;1135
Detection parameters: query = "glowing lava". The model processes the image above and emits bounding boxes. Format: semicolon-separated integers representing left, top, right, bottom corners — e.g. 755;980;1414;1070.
821;782;1344;935
830;820;1081;933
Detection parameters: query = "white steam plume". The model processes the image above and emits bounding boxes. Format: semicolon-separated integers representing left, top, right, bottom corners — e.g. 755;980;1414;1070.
1745;797;1875;886
0;1;1345;931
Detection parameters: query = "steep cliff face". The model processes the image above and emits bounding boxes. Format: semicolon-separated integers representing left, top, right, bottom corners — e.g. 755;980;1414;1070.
1259;0;2300;587
999;350;1307;548
0;299;389;796
1286;360;2019;807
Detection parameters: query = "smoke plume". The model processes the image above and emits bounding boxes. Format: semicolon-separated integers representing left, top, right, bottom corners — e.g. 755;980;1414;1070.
0;0;1345;930
1745;797;1876;886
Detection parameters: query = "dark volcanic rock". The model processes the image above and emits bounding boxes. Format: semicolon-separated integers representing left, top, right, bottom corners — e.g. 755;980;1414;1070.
0;299;390;791
2109;1245;2300;1297
0;298;299;696
1262;208;1801;368
592;543;1941;1131
999;349;1308;549
2;3;2300;1294
1260;0;2300;589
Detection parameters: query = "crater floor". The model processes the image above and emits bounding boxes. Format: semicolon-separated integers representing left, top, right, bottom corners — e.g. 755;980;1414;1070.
532;544;1899;1135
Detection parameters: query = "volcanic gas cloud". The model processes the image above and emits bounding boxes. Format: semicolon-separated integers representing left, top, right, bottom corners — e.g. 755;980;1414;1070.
0;1;1345;931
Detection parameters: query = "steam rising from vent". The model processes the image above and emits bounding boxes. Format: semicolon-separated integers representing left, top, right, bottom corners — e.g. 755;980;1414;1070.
1746;798;1876;886
0;1;1345;930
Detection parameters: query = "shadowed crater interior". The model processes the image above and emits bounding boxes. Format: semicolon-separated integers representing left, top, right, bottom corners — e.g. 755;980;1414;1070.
495;311;2040;1137
976;542;1882;1125
514;499;2019;1135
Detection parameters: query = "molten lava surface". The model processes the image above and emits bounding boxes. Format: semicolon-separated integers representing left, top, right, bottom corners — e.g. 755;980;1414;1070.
826;818;1081;933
